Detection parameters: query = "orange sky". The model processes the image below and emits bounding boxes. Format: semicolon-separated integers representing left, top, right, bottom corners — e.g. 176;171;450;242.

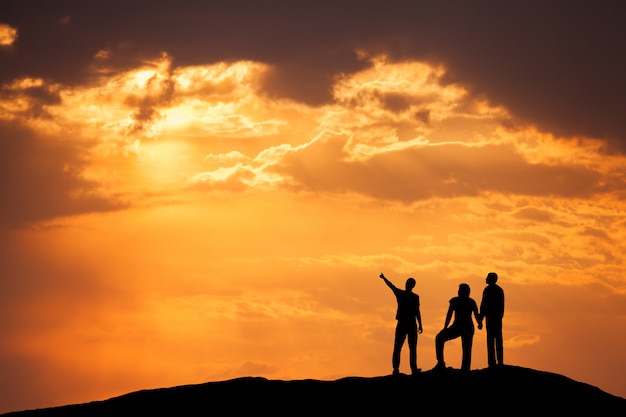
2;2;626;413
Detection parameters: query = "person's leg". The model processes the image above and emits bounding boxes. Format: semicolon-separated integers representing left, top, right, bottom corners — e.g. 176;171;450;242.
435;330;445;366
461;330;474;371
486;326;496;367
435;327;457;368
407;323;419;373
487;318;503;367
495;327;504;365
392;324;407;374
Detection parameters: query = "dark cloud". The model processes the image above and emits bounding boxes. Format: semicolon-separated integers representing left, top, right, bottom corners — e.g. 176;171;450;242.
123;67;175;135
0;120;126;227
513;207;554;223
579;226;612;241
1;83;62;118
1;1;625;148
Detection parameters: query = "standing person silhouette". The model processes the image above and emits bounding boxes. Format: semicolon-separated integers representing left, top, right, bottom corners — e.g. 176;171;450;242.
434;283;481;371
479;272;505;368
379;272;423;375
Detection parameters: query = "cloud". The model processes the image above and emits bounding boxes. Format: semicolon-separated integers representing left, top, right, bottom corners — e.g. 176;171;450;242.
579;227;611;241
234;361;278;377
0;120;126;227
188;165;258;192
172;55;624;204
513;208;554;223
4;2;626;150
0;77;62;118
508;334;541;348
2;47;620;218
272;134;604;201
0;24;17;46
2;2;625;149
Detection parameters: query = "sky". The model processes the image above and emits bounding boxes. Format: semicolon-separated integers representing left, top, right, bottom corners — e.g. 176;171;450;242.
1;0;626;413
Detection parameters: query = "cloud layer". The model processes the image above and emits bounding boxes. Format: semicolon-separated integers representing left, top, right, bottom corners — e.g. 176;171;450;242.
2;1;625;146
2;2;626;414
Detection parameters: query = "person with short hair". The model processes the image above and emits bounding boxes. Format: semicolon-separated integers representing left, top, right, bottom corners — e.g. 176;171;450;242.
380;272;423;375
479;272;505;368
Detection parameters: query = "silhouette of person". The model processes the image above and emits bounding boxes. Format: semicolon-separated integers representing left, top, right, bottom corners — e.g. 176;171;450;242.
479;272;505;368
379;272;423;375
434;283;481;371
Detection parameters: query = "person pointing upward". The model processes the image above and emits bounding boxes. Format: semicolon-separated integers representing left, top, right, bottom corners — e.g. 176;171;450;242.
379;272;423;375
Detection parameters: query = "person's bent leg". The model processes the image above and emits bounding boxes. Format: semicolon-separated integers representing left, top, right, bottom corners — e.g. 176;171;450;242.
435;327;456;368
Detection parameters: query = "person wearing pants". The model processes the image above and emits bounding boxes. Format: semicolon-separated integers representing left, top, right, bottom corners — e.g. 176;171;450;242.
434;283;482;371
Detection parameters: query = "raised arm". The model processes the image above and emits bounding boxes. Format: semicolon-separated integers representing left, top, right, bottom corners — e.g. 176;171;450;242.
379;272;396;291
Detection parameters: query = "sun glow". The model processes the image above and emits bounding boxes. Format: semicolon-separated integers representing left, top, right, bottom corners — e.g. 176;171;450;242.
3;47;626;414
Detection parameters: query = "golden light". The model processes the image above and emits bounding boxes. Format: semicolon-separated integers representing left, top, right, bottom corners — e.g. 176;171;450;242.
0;24;17;46
3;48;626;415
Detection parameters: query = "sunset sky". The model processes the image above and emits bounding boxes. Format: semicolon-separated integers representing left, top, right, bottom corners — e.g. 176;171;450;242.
2;1;626;413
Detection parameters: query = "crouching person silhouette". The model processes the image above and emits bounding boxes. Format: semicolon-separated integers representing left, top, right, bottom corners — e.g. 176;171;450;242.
434;283;482;371
380;272;423;375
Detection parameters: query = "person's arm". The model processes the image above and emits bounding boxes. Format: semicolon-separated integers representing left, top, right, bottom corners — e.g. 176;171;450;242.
474;300;483;330
478;288;486;320
379;273;396;291
443;303;453;329
416;304;423;334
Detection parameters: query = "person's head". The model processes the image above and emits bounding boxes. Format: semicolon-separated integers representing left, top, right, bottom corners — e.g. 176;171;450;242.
486;272;498;285
458;283;471;297
405;278;416;291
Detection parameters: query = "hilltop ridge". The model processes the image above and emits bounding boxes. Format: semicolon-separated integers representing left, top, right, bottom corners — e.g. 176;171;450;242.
3;365;625;416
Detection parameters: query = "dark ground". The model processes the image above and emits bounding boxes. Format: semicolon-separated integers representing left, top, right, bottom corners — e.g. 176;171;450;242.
3;365;625;416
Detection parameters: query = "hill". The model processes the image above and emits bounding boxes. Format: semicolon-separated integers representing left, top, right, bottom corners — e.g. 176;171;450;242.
3;366;625;416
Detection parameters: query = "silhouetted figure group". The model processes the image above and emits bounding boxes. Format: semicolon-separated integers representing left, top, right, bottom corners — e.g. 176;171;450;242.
380;271;505;374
